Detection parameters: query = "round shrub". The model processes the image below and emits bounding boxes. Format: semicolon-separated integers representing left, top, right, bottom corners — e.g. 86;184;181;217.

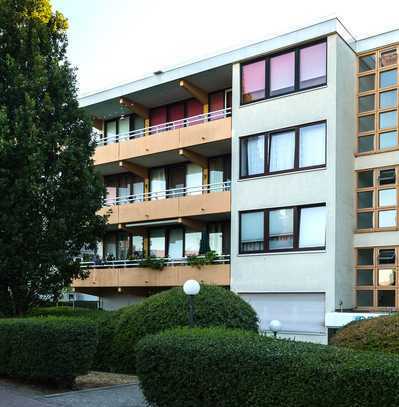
0;317;97;386
111;285;258;373
331;313;399;353
137;327;399;407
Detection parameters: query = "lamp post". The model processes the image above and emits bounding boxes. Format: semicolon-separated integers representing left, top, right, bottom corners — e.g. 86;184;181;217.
183;280;201;327
269;319;282;338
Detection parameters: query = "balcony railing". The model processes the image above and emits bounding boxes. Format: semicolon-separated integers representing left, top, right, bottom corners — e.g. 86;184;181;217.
80;254;230;269
95;107;232;147
105;180;231;206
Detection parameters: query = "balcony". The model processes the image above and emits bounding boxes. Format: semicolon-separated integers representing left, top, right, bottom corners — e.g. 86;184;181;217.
93;108;232;167
100;181;231;225
73;255;230;289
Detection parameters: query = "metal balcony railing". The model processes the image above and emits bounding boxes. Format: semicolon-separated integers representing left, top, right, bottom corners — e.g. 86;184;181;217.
104;180;231;207
94;107;231;147
80;254;230;269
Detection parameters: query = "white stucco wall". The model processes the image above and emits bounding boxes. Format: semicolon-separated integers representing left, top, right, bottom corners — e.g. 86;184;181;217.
229;34;356;341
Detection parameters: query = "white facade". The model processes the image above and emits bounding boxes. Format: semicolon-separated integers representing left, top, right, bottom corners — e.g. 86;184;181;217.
230;34;356;343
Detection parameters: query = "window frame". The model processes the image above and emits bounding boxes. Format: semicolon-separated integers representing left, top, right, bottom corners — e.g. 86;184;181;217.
239;121;327;179
240;39;328;106
238;203;326;254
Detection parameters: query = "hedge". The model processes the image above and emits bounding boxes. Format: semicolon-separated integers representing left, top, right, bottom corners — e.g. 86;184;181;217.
136;327;399;407
110;285;258;373
28;306;117;371
0;317;97;386
331;313;399;354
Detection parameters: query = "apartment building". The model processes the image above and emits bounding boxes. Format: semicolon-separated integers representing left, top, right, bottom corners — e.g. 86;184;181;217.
73;18;399;343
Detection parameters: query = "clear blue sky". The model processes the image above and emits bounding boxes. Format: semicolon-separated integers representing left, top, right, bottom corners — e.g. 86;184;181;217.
52;0;399;96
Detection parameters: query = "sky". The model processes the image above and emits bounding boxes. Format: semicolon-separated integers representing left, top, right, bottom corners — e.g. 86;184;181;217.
52;0;399;96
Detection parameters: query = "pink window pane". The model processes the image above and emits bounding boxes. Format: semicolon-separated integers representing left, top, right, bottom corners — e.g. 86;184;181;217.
242;60;265;103
270;51;295;96
168;103;185;128
186;98;203;126
209;91;225;121
300;42;327;89
150;106;167;134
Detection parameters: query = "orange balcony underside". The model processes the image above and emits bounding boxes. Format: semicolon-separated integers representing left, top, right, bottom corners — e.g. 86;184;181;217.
99;190;230;225
72;264;230;288
94;117;231;166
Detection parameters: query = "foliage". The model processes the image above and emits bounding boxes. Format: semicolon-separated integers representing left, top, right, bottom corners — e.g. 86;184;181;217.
136;327;399;407
141;256;166;270
331;313;399;353
0;317;97;387
0;0;106;315
109;285;258;373
187;251;219;269
27;306;117;371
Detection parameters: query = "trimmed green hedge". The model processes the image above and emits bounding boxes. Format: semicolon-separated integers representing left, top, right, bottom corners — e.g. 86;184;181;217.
0;317;97;386
111;285;258;373
136;327;399;407
28;306;117;371
331;313;399;353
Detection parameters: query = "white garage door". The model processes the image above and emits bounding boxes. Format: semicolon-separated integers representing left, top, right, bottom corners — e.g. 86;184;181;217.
241;293;325;334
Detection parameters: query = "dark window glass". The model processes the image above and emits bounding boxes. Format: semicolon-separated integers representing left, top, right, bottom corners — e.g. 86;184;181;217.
379;169;395;185
358;135;374;153
358;171;374;188
242;60;266;103
359;55;375;72
378;249;395;264
380;131;397;149
359;75;375;92
240;135;265;177
357;212;373;229
270;51;295;96
380;69;397;88
357;290;374;307
357;269;374;286
240;211;264;253
358;191;373;209
359;94;375;113
359;115;375;133
381;50;397;67
378;290;395;307
358;248;374;265
299;42;327;89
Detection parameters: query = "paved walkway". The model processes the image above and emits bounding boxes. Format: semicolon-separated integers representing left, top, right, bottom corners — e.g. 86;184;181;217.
0;383;147;407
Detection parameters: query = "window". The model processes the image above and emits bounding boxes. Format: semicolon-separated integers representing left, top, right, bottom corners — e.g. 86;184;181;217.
269;131;295;172
240;135;265;177
239;204;326;254
299;42;327;89
240;122;326;178
380;90;397;109
240;211;264;253
357;269;373;285
359;115;375;133
380;69;397;88
359;94;375;113
240;40;326;104
358;135;374;153
149;229;166;257
381;50;397;67
380;111;397;129
356;167;399;231
241;60;266;103
359;75;375;92
359;55;375;72
270;51;295;96
185;229;201;256
104;173;144;205
380;131;397;149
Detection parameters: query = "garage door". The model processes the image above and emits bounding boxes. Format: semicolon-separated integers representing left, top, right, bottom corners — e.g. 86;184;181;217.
240;293;325;334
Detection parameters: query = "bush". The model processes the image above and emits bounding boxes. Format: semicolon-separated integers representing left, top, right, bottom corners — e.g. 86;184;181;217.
28;306;117;371
110;285;258;373
0;317;97;386
136;327;399;407
331;313;399;353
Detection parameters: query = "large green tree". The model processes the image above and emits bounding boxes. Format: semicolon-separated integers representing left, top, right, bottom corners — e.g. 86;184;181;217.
0;0;106;315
